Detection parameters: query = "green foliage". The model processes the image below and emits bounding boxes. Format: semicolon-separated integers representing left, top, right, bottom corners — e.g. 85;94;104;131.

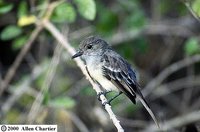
51;3;76;23
6;110;20;123
117;37;148;59
0;2;13;14
18;94;34;107
159;0;172;15
96;3;118;35
177;2;188;16
133;37;149;53
159;1;187;16
17;0;28;18
12;36;28;50
124;10;146;30
80;86;96;96
74;0;96;20
184;37;200;55
0;25;22;40
118;0;139;12
49;96;76;109
124;103;140;115
118;44;134;59
191;0;200;17
43;91;50;105
119;0;146;30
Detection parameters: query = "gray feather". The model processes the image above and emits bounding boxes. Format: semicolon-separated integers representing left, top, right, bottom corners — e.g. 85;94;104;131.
101;49;160;128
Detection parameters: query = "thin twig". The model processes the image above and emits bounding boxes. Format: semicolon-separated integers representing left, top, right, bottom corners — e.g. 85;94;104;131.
43;0;65;20
143;55;200;97
118;117;148;128
184;2;200;22
27;44;63;123
191;96;200;110
181;56;195;113
109;17;195;46
0;64;46;117
69;111;90;132
152;76;200;100
143;110;200;132
0;25;43;95
44;20;124;132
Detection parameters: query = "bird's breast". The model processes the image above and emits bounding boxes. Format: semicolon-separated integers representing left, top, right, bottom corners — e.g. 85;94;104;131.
86;60;118;92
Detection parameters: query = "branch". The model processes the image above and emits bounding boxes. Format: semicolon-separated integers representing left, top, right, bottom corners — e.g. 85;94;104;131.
152;76;200;100
43;20;124;132
0;24;43;95
0;63;46;117
143;55;200;97
118;117;148;128
143;110;200;132
69;111;90;132
109;17;195;46
27;44;62;123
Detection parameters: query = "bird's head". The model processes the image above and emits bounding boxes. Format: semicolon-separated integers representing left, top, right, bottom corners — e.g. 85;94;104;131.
72;36;110;59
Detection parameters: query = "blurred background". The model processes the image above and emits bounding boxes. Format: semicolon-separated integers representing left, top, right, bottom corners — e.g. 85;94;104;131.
0;0;200;131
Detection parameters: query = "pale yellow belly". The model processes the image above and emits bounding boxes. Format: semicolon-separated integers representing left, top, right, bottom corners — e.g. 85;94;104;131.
87;65;118;92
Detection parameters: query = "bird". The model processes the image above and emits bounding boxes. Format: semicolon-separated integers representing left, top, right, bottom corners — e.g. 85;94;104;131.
72;36;159;128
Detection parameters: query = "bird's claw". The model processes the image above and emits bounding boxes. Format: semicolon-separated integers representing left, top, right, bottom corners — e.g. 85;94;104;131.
102;101;110;107
97;91;104;101
97;90;112;101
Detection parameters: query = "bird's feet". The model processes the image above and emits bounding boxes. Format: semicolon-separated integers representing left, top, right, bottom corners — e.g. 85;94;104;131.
102;101;110;106
97;90;112;101
98;91;123;107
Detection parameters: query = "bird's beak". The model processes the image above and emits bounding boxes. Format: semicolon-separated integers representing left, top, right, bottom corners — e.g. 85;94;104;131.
71;50;83;59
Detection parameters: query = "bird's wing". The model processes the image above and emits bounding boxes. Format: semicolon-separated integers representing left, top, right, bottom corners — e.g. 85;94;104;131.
101;50;160;128
101;50;139;100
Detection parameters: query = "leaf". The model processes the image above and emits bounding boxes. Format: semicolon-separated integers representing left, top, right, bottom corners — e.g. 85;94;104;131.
191;0;200;17
184;37;200;55
124;11;146;30
0;3;13;14
96;6;118;34
12;36;28;50
49;96;76;109
0;25;22;40
17;0;28;18
18;15;36;26
51;3;76;23
74;0;96;20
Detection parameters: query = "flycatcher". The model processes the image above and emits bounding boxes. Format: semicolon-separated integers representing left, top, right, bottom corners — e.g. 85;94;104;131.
72;36;159;127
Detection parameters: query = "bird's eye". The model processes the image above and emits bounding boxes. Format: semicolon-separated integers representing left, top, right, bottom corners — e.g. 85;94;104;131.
87;44;92;49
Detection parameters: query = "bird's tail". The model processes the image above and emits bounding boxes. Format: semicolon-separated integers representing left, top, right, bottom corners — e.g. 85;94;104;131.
136;93;160;129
